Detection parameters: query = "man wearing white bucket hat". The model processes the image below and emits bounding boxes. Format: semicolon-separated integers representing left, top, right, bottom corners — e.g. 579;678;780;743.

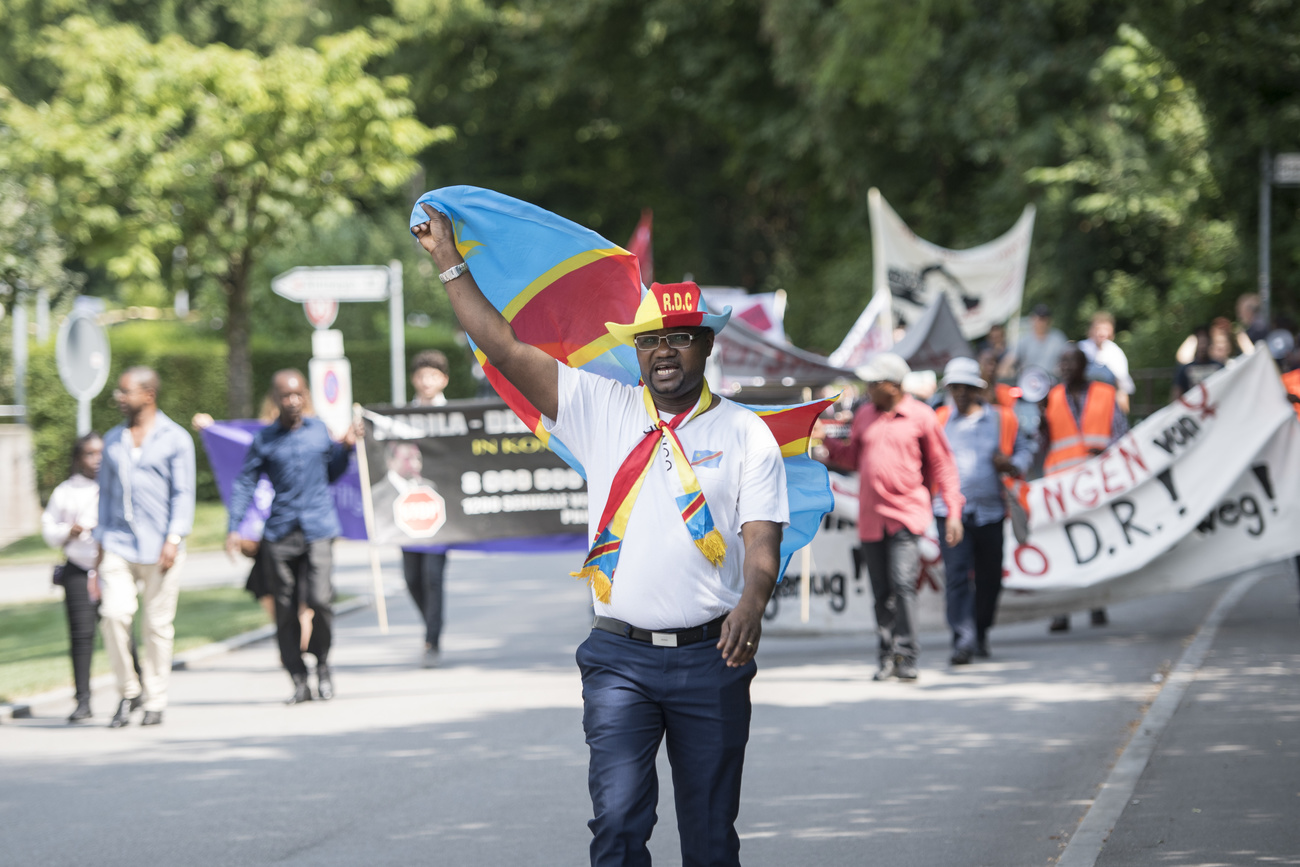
934;357;1034;662
817;352;964;681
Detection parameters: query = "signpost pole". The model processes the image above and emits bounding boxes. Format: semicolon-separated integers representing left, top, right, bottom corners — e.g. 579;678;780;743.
1260;148;1272;324
352;404;389;634
800;386;813;624
389;260;405;407
12;304;27;420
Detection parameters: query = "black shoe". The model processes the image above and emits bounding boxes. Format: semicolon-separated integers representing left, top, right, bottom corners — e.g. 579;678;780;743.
1049;616;1070;633
974;638;990;659
872;658;896;681
141;710;163;726
1090;608;1109;627
895;658;919;681
129;695;143;712
286;674;313;705
316;664;334;701
67;699;92;723
950;648;973;666
109;698;133;728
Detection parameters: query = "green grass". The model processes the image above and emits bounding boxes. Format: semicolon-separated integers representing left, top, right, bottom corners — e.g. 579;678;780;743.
0;501;231;565
0;586;269;703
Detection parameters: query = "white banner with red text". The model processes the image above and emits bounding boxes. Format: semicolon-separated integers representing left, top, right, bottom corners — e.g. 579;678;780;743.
764;351;1300;631
1001;350;1295;596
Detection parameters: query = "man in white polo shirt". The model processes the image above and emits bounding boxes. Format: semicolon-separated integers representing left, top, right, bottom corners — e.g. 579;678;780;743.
413;202;788;867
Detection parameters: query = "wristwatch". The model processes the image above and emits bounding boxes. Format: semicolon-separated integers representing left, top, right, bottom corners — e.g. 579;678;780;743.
166;534;184;546
438;262;469;284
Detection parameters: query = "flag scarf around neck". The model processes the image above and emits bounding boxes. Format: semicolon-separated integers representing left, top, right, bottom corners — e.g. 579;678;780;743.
571;382;726;603
409;186;834;577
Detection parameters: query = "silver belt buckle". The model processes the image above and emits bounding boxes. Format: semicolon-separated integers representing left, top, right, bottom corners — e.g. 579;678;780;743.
651;631;678;648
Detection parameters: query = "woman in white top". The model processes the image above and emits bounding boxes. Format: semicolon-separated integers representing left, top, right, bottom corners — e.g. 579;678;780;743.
41;432;104;723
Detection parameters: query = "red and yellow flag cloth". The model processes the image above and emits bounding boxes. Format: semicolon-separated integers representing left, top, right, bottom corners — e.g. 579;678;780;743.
410;186;833;577
571;382;727;603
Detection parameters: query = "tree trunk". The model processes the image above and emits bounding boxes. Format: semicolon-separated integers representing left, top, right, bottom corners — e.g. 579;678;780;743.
225;268;253;419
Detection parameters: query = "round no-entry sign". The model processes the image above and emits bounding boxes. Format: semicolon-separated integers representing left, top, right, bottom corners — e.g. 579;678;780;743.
304;298;339;329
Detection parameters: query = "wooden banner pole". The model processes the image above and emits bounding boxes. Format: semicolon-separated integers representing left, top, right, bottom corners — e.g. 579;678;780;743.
352;404;389;633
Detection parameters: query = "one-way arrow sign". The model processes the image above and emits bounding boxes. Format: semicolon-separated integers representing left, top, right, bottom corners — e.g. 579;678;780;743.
271;265;392;302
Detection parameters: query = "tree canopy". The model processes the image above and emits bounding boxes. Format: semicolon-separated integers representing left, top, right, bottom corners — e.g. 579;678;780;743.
2;17;445;414
1;0;1296;385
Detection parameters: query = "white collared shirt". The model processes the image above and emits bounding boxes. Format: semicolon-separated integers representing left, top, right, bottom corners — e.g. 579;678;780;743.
43;474;100;570
546;362;789;629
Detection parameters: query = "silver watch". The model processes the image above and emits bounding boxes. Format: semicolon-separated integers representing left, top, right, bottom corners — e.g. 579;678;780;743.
438;262;469;284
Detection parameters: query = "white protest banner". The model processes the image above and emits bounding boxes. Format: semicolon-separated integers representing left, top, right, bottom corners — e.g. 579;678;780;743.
779;353;1300;632
1002;351;1295;593
712;318;854;391
869;188;1034;339
828;289;894;369
1001;416;1300;620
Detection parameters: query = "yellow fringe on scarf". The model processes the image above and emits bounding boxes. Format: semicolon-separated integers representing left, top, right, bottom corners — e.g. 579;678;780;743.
571;565;613;604
695;528;727;567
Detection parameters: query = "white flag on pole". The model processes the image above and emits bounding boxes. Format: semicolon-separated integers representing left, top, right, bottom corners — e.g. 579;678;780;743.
828;289;894;369
869;188;1035;340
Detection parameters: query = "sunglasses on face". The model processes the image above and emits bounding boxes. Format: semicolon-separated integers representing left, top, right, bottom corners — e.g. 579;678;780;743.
634;332;697;351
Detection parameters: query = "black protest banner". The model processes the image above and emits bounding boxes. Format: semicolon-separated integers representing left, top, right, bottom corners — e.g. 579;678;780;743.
362;400;588;546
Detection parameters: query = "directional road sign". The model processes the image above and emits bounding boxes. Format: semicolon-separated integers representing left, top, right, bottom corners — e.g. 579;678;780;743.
272;266;391;302
1273;153;1300;187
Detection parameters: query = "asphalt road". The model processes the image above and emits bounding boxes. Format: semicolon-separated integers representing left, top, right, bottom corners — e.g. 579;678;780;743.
1;550;1297;866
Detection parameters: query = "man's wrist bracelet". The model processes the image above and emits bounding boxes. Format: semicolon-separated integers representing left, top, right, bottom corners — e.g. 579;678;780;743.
438;262;469;284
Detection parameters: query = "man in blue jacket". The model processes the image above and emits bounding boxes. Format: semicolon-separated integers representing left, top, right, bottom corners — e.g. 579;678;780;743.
226;370;357;704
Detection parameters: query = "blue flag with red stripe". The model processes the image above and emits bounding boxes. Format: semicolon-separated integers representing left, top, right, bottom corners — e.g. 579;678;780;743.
410;187;831;576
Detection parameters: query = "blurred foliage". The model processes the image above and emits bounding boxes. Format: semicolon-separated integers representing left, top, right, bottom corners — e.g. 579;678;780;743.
2;0;1298;393
0;170;84;323
2;17;446;416
1027;25;1241;368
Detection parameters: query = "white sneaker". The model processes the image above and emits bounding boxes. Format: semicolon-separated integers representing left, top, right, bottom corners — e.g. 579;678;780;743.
422;646;440;669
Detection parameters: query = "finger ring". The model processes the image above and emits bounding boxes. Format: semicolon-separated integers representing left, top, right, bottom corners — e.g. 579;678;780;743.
745;641;754;647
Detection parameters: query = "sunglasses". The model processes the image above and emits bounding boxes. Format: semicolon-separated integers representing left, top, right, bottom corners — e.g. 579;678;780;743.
634;332;698;352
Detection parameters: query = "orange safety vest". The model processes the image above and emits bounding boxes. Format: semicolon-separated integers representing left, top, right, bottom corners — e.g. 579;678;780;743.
1282;369;1300;422
1043;382;1117;476
935;402;1029;516
994;382;1017;409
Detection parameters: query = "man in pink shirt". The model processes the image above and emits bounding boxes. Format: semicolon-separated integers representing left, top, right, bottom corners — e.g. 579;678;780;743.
816;353;964;681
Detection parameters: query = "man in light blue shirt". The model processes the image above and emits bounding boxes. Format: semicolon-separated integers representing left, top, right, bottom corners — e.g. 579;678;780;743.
933;357;1034;664
95;366;196;727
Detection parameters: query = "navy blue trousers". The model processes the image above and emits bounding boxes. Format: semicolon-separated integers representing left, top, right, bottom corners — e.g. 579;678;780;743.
577;628;756;867
937;517;1006;651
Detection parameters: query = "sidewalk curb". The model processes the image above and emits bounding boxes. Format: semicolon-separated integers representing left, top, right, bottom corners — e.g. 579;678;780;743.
0;596;373;723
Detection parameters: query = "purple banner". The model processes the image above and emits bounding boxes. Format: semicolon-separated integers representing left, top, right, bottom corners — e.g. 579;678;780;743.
199;416;585;553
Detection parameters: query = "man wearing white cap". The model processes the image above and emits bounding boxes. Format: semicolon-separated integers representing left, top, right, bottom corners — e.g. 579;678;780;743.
816;352;964;681
934;357;1035;662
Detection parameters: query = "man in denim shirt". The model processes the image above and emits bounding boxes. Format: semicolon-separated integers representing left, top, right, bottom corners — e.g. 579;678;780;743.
226;370;357;704
934;357;1035;663
95;366;196;728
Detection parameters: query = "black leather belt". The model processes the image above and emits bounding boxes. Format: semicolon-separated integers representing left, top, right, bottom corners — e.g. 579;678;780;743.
592;614;727;648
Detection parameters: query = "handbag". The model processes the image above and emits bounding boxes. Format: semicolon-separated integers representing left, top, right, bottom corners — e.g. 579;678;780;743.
52;563;67;586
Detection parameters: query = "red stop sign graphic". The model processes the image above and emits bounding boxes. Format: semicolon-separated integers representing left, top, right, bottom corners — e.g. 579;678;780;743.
393;485;446;539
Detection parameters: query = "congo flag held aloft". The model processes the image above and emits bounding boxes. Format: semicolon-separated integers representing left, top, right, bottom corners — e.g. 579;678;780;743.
409;186;833;572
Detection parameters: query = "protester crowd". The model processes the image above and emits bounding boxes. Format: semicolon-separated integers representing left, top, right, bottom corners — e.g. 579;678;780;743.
813;292;1300;679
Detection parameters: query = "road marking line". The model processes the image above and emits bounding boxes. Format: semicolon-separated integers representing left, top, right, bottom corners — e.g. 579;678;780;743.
1055;570;1264;867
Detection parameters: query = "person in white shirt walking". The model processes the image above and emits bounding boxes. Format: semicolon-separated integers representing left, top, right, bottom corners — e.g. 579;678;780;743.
413;202;787;867
1080;311;1134;413
41;432;105;723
